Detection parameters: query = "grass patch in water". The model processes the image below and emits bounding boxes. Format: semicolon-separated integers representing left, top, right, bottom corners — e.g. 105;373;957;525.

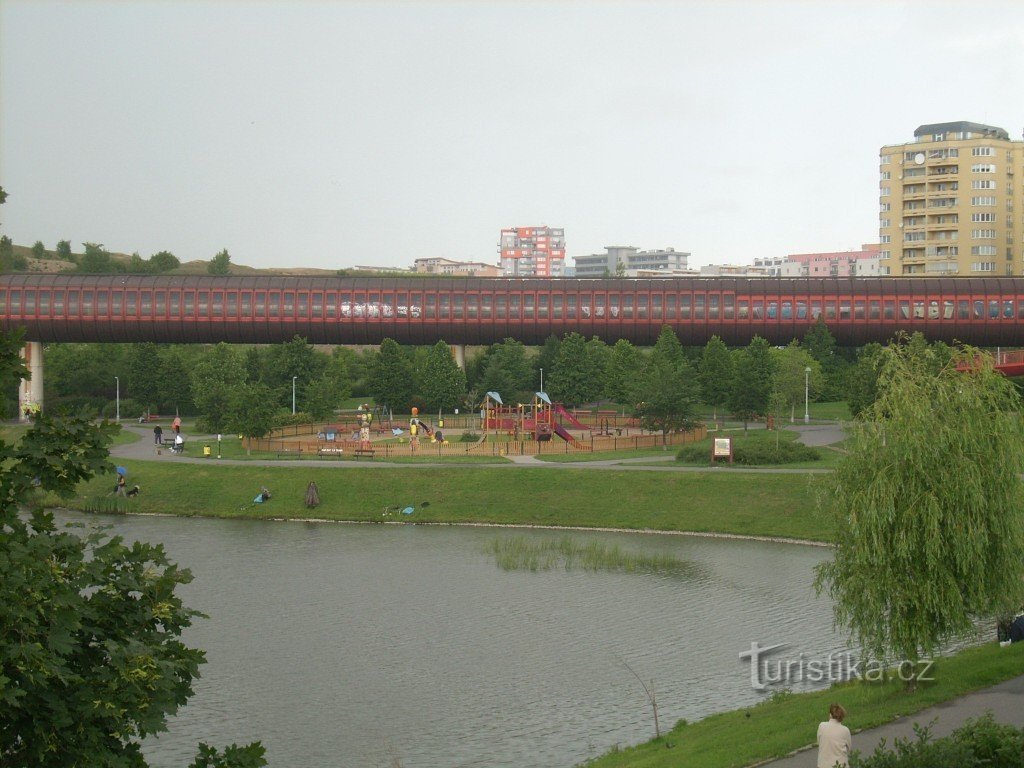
487;535;700;576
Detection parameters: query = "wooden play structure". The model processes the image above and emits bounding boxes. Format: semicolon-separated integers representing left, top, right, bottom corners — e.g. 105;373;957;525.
480;391;587;448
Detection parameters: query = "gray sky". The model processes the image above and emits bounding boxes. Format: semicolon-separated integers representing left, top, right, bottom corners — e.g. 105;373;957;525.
2;1;1023;271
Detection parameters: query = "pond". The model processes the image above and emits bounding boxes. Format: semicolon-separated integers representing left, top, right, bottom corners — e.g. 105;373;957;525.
58;512;844;768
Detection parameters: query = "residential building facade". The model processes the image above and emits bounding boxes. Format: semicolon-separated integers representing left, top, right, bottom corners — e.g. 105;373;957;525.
413;257;501;277
879;121;1024;276
779;245;882;277
499;226;565;277
574;246;690;277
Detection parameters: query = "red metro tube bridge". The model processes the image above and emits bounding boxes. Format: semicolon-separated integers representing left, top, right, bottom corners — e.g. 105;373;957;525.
5;274;1024;417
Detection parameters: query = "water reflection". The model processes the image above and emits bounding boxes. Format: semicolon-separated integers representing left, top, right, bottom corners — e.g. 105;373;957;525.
57;513;841;768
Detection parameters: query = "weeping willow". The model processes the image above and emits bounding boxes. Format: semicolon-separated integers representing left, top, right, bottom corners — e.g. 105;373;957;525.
815;341;1024;670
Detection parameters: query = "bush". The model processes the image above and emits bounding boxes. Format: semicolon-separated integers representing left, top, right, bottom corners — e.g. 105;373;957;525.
460;431;481;442
676;436;820;465
850;714;1024;768
100;398;143;420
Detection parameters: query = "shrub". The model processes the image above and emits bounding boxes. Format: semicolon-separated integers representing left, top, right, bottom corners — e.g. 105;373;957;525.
460;431;480;442
676;436;820;465
850;714;1024;768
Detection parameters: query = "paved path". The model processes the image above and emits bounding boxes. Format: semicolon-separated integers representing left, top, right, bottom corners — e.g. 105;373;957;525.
755;673;1024;767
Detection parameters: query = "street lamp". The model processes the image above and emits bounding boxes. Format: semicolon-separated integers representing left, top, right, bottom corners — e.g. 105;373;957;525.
115;376;120;422
804;366;811;424
540;367;544;393
292;376;298;415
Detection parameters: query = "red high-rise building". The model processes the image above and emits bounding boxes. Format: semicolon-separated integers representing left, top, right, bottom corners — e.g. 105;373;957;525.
499;226;565;277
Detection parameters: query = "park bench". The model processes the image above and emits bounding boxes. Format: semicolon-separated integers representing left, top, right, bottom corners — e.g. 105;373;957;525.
275;447;305;459
317;447;345;459
353;447;376;460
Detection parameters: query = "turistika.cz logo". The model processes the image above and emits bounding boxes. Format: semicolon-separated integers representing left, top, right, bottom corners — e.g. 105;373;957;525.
738;641;935;691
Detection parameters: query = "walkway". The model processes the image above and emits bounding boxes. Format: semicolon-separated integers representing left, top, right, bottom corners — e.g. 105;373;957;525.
756;673;1024;767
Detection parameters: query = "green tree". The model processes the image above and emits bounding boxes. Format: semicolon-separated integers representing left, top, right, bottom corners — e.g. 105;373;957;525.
263;336;327;410
846;342;884;418
727;335;775;431
77;242;119;273
125;342;163;413
155;345;201;415
698;335;734;421
0;235;27;272
302;374;343;420
0;329;265;767
548;332;601;407
369;338;414;412
128;252;149;273
419;340;467;412
190;343;246;432
814;344;1024;680
56;239;73;262
604;339;642;406
208;248;231;275
770;341;823;423
649;325;685;371
31;240;46;259
477;339;532;399
534;334;562;392
803;317;846;401
634;356;700;443
586;336;610;399
149;250;180;273
227;382;279;453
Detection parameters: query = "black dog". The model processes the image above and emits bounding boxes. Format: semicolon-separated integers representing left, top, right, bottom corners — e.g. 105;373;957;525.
126;485;141;498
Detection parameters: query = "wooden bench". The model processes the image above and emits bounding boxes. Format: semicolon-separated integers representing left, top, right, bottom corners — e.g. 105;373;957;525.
317;447;345;458
353;447;376;460
275;447;304;459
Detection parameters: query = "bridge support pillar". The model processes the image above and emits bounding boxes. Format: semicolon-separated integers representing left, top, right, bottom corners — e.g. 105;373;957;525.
450;344;466;370
19;341;43;421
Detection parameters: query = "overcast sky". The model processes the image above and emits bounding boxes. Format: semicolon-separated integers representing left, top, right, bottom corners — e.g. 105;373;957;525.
2;1;1023;271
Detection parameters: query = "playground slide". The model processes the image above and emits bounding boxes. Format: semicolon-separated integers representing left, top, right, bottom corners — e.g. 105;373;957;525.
552;423;580;447
553;404;588;430
415;420;433;436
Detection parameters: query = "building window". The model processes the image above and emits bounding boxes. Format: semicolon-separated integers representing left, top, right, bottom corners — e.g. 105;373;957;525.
971;262;996;272
972;180;996;190
880;202;891;212
880;186;890;197
971;196;997;206
972;213;996;222
971;163;996;173
971;246;997;256
880;235;891;243
972;229;997;239
972;147;994;156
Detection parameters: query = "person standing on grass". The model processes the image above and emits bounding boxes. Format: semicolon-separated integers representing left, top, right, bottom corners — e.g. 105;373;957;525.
817;703;852;768
153;424;163;445
172;415;182;434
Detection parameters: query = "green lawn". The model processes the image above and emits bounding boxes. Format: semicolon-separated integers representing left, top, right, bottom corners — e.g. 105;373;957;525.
583;642;1024;768
676;429;848;470
72;463;831;541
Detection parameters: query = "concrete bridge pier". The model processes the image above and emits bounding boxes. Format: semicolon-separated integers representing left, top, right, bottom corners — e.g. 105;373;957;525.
19;341;43;421
450;344;466;370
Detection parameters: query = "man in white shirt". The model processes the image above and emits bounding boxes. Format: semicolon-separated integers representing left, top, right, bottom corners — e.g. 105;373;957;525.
817;703;852;768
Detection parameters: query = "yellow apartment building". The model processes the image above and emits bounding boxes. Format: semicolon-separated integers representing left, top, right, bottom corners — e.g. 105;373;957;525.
879;121;1023;276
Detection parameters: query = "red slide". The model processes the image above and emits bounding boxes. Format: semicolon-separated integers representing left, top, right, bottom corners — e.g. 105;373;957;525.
553;404;588;430
552;423;580;447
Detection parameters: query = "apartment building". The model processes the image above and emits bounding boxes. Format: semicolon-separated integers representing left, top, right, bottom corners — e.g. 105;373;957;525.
499;226;565;277
413;257;501;277
779;245;882;277
574;246;690;277
879;121;1024;276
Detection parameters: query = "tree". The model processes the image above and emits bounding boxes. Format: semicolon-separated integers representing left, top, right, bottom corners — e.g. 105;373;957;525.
149;250;180;273
548;332;601;407
227;382;279;453
31;241;46;259
77;242;119;273
534;334;561;392
0;235;27;272
56;239;73;262
477;339;532;398
189;343;246;432
369;338;414;412
634;356;700;442
846;342;884;418
0;329;265;766
803;318;847;401
208;248;231;275
263;336;327;410
814;344;1024;681
770;341;823;423
128;252;149;273
727;335;775;431
125;342;163;413
698;335;733;421
604;339;642;406
419;340;466;412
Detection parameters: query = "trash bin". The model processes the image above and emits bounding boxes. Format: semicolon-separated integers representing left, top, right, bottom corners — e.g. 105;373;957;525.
203;444;211;457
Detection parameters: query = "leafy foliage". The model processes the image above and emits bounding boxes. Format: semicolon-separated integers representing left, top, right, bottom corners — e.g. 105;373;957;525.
727;336;775;427
208;248;231;275
850;714;1024;768
549;332;603;406
698;335;733;417
369;338;414;411
418;340;467;412
814;343;1024;670
189;343;246;432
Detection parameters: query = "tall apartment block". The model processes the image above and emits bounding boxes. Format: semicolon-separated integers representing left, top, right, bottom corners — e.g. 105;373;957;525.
879;121;1024;276
499;227;565;277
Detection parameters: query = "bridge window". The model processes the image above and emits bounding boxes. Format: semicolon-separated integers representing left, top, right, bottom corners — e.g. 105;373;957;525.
241;293;252;316
536;294;548;319
81;291;94;315
24;291;36;315
67;291;77;315
382;293;394;318
593;295;604;319
425;294;436;319
708;294;719;319
782;301;792;320
825;301;836;320
523;294;535;319
496;296;507;319
269;292;281;318
312;292;323;315
280;292;291;314
10;291;22;313
0;291;5;312
410;292;422;318
254;292;266;317
767;302;777;320
38;291;50;314
1018;300;1024;320
453;295;464;320
198;292;209;316
958;300;969;319
693;294;705;320
869;300;880;320
665;294;676;319
213;292;224;317
126;292;137;316
184;292;195;316
112;291;122;315
141;291;152;315
155;291;166;314
439;293;451;319
53;291;64;313
973;300;983;319
897;301;908;320
723;295;734;320
796;301;808;320
839;301;851;320
943;300;954;319
1004;300;1013;318
650;295;660;320
296;293;307;317
680;295;691;319
466;293;478;319
738;299;749;319
482;294;493;319
883;301;894;320
855;300;866;320
168;291;179;316
928;301;939;320
227;293;237;316
509;295;521;319
989;300;999;319
96;291;108;315
811;301;822;319
911;301;923;319
618;295;631;319
608;294;619;319
565;294;576;319
552;295;563;319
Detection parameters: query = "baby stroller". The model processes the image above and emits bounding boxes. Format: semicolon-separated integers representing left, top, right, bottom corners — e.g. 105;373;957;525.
171;439;185;454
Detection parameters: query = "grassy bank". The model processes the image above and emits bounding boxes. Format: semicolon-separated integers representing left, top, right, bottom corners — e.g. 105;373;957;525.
583;642;1024;768
71;462;831;541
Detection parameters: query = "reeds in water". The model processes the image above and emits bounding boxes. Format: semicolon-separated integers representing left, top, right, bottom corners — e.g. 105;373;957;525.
486;535;699;576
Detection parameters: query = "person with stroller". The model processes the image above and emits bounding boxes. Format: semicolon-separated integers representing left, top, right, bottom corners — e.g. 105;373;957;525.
173;433;184;453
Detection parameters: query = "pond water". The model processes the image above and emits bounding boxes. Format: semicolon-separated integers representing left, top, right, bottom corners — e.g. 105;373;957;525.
59;512;845;768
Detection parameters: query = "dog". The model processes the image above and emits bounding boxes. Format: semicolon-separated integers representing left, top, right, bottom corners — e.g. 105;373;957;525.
126;485;141;498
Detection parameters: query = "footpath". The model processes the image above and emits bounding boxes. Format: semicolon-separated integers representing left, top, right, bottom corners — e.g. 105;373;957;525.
757;673;1024;767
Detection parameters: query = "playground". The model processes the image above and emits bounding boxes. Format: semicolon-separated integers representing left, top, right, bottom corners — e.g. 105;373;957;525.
244;394;707;459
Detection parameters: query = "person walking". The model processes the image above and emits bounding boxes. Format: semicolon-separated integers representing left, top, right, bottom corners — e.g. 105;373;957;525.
172;416;182;435
114;474;127;497
817;703;852;768
153;424;163;445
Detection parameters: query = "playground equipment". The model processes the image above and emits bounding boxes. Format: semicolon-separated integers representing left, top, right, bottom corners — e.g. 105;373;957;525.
480;391;588;447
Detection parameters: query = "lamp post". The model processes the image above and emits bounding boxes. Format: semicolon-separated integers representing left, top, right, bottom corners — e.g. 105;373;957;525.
115;376;120;422
804;367;811;424
292;376;298;415
540;367;544;393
